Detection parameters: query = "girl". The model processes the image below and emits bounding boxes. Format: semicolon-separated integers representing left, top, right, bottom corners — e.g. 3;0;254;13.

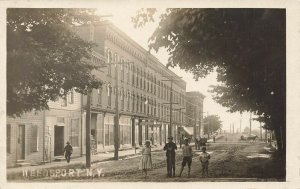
139;140;152;178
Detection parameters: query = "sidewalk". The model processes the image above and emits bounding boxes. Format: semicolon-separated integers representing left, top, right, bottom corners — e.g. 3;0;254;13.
7;145;164;175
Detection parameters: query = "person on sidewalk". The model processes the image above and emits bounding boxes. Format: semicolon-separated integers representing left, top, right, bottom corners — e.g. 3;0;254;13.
139;140;152;178
64;141;73;163
199;146;210;177
163;136;177;177
178;138;193;177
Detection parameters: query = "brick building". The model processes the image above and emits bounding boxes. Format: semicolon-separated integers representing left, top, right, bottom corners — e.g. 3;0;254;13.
186;91;205;138
77;21;187;151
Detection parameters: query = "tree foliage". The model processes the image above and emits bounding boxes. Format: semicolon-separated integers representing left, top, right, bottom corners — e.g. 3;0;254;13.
203;115;222;135
7;8;103;117
132;8;285;154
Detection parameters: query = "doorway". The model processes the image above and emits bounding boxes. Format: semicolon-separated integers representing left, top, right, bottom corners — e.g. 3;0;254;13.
54;126;64;156
17;125;25;160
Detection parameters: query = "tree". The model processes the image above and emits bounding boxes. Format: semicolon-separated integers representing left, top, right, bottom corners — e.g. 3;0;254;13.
132;8;285;156
203;115;222;136
7;8;102;117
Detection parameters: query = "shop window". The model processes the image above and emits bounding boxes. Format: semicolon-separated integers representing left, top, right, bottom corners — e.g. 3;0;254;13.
109;124;114;145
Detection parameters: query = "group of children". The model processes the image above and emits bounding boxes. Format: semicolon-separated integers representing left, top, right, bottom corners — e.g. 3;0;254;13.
64;137;210;178
139;136;211;178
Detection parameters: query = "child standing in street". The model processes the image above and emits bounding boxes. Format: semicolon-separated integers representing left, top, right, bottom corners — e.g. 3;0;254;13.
178;138;193;177
199;147;210;177
139;140;152;178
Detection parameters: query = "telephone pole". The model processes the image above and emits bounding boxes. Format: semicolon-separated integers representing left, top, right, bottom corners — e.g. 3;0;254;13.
249;112;252;135
114;63;119;160
85;88;91;168
162;75;182;137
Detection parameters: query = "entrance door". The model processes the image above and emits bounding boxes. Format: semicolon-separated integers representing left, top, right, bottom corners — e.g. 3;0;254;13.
17;125;25;160
54;126;64;156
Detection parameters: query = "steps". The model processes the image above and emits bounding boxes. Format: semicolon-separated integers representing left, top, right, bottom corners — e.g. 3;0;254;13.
54;156;66;162
16;160;31;167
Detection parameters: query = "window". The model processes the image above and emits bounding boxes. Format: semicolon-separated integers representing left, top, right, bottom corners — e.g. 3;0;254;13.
154;100;156;117
132;93;135;112
121;59;125;81
7;124;11;153
97;88;102;105
144;96;147;114
108;85;112;107
158;103;160;118
107;50;112;76
70;119;79;147
136;95;139;113
31;125;39;152
121;89;124;110
127;91;130;110
68;91;74;104
114;53;118;77
132;65;135;86
140;96;143;113
127;61;130;83
61;96;67;107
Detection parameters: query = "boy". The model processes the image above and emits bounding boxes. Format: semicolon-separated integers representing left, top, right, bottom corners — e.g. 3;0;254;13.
64;141;73;163
163;136;177;177
199;146;210;177
178;138;193;177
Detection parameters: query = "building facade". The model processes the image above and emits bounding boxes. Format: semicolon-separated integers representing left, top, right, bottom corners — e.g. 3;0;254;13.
186;91;205;139
77;21;187;152
7;22;204;167
7;91;82;167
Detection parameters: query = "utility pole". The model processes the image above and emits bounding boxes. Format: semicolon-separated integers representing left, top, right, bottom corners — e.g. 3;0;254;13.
233;123;235;134
170;80;173;137
249;112;252;135
194;105;197;138
162;75;182;137
114;63;119;160
85;88;91;168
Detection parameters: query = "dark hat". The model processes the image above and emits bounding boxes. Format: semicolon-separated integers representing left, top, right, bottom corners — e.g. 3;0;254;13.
167;136;173;139
145;140;151;144
66;141;70;144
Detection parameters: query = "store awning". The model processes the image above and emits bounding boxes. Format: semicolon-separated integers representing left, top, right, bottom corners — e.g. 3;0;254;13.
182;126;193;136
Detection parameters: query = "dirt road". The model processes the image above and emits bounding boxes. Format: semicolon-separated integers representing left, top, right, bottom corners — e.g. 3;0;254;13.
31;138;284;182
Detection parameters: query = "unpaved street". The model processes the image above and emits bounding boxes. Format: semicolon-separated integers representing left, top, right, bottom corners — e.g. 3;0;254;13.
31;134;284;182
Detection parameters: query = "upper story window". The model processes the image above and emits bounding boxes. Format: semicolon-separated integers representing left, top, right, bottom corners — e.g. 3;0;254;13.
97;88;102;105
61;95;67;107
107;50;112;76
68;90;74;104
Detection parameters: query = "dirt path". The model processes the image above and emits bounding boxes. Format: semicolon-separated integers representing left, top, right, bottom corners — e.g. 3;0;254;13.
15;141;284;182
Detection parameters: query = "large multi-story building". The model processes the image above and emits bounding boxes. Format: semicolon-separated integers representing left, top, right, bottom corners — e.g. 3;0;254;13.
6;21;203;167
77;21;187;151
186;91;205;138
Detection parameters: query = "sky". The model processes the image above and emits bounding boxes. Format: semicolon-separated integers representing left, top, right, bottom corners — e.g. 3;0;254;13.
95;7;261;133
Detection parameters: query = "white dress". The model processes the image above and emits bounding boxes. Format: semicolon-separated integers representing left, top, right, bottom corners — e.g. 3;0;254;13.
139;147;152;170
